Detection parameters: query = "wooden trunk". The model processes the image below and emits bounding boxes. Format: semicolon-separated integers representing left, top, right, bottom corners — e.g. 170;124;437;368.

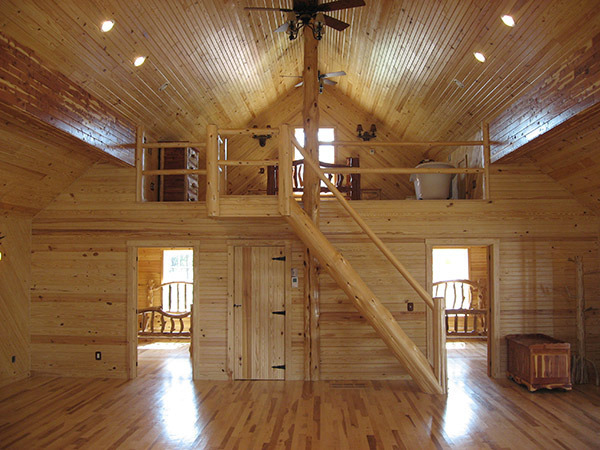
506;334;572;391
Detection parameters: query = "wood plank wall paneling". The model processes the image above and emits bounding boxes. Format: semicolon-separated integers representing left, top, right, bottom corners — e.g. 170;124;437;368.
0;216;31;386
0;32;135;164
137;248;162;308
225;87;424;200
29;161;600;381
468;246;489;291
0;104;101;216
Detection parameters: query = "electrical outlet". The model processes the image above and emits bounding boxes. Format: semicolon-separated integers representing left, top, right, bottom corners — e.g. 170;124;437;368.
407;302;414;312
95;351;102;361
369;148;375;155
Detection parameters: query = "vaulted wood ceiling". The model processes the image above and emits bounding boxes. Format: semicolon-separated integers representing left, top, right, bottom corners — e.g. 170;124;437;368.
2;0;599;147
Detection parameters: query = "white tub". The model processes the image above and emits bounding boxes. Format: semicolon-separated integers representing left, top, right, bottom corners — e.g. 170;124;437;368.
409;161;455;199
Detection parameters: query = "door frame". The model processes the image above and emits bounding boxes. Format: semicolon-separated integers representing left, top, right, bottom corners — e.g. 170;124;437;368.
425;239;500;378
126;240;200;379
227;240;292;380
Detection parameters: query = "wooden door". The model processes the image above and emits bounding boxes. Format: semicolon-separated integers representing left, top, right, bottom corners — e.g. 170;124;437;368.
233;246;286;380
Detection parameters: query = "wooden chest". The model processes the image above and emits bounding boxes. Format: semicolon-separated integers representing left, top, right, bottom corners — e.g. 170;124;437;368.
506;334;572;391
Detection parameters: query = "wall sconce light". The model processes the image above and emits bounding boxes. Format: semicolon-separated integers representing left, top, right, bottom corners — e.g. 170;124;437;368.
252;125;272;147
357;124;377;141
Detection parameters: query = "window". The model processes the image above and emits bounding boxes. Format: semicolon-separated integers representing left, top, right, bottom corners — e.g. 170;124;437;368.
294;127;335;163
294;128;335;189
162;249;193;312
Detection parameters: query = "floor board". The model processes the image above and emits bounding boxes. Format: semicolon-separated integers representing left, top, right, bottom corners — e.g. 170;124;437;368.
1;341;599;449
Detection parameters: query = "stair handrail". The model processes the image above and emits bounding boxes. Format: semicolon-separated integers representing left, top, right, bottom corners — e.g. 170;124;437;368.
289;133;435;311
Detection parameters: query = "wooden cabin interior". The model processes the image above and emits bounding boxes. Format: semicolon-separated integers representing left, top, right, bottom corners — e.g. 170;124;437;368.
1;0;600;447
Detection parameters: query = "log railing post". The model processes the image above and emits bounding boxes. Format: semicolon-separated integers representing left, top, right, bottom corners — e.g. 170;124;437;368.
432;296;447;393
206;124;219;216
278;124;292;216
135;126;144;202
482;122;491;200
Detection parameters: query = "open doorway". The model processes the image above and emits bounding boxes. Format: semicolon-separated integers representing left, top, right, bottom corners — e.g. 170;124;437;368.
427;240;499;379
132;247;195;379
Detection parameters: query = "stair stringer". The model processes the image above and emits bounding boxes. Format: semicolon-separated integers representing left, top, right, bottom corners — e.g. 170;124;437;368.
285;199;443;394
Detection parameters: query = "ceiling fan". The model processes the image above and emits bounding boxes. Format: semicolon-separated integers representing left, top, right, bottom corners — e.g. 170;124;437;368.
284;70;346;93
245;0;366;40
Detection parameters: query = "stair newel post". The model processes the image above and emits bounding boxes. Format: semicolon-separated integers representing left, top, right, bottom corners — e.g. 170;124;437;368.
206;124;220;216
135;126;145;202
482;121;491;200
278;124;292;216
432;296;447;393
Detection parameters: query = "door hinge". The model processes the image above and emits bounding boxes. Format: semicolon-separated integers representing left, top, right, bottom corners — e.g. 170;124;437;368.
272;310;286;316
272;364;286;370
272;256;286;261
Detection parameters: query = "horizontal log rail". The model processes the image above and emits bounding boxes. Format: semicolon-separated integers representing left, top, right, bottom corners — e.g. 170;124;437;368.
218;127;280;136
290;134;435;310
323;140;498;147
142;169;207;176
137;307;191;337
323;167;484;175
218;159;279;166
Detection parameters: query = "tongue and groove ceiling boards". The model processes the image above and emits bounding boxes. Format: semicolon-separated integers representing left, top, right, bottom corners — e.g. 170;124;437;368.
1;0;600;149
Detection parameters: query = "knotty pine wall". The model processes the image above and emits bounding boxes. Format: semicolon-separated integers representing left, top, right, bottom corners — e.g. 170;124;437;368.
29;161;600;380
137;248;163;309
0;215;31;386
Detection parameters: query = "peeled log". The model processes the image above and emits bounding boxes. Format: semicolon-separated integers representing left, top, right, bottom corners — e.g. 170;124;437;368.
285;199;443;394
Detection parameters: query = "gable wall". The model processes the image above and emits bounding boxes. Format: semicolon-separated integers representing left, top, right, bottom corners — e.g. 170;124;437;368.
225;87;424;200
29;160;600;381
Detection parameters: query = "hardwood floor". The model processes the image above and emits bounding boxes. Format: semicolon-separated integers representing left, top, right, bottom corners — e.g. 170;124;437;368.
1;341;599;449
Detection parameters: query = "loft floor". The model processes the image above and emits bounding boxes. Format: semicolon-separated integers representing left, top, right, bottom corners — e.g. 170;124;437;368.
1;342;599;449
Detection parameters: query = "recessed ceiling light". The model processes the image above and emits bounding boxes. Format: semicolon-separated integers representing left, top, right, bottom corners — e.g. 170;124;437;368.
133;56;146;67
474;52;486;63
101;20;114;32
501;15;515;27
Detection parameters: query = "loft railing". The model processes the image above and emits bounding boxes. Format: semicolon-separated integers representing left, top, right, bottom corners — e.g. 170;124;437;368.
267;157;361;199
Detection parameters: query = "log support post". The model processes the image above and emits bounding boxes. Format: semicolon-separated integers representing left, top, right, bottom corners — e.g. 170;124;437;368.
135;126;144;202
302;28;321;381
206;124;219;216
278;124;292;216
432;296;447;393
482;122;491;200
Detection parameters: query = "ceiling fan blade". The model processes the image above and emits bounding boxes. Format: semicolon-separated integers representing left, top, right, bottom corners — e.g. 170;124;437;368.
323;14;350;31
318;0;366;12
274;22;291;32
244;6;294;11
323;79;337;85
322;71;346;78
295;81;304;88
